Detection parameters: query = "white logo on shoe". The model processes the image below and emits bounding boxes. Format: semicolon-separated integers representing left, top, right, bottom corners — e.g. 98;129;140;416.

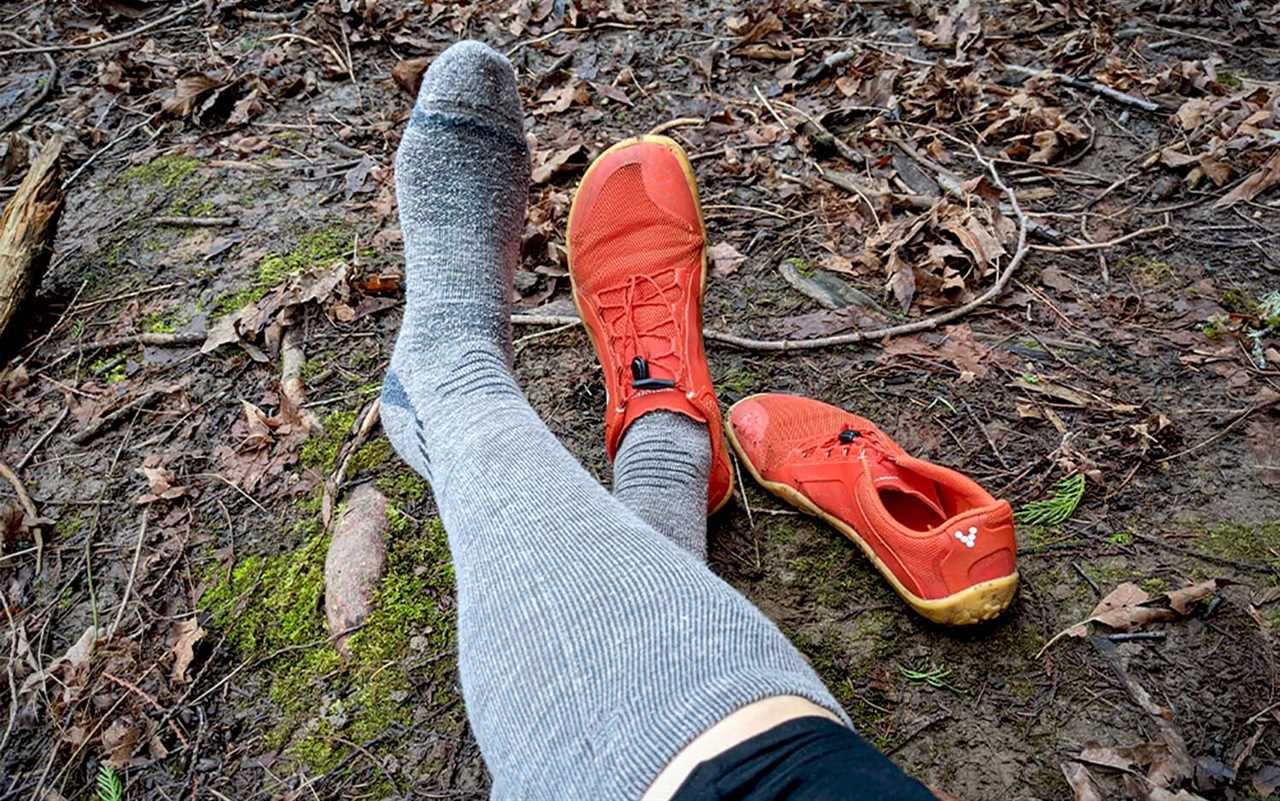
954;526;978;548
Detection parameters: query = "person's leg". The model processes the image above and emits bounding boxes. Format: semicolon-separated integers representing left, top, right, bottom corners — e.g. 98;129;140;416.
613;411;710;558
381;41;845;800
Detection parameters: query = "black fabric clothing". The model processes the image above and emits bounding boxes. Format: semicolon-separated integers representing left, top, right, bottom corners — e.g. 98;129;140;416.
669;716;939;801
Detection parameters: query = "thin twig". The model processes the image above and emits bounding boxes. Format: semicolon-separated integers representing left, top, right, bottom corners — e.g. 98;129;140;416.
65;114;160;187
0;590;18;755
0;1;203;55
107;511;148;641
70;389;164;445
647;117;703;136
17;406;68;470
1004;64;1165;113
1030;225;1169;253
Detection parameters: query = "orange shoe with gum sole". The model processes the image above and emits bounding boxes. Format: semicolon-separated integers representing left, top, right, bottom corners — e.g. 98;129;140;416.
567;135;733;512
726;393;1018;625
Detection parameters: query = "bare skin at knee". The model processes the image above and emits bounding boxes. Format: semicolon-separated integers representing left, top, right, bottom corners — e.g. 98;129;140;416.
643;696;842;801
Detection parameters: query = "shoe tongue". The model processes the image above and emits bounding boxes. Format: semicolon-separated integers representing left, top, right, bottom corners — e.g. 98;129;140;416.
867;455;946;519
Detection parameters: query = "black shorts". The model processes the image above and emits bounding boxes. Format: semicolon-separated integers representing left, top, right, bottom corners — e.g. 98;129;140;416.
670;716;939;801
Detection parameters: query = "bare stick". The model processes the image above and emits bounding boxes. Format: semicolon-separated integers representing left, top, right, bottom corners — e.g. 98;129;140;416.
1004;64;1164;113
107;511;147;641
1030;225;1169;253
0;1;203;56
647;117;702;136
17;406;68;470
52;331;203;358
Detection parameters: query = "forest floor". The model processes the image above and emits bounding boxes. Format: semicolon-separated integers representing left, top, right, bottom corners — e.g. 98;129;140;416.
1;1;1279;799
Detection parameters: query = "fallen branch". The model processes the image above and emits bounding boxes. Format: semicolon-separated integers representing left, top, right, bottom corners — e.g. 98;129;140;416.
0;136;63;342
0;1;203;56
1004;63;1166;113
818;165;932;210
237;7;305;21
0;34;57;133
1030;224;1169;253
51;331;204;358
322;398;381;529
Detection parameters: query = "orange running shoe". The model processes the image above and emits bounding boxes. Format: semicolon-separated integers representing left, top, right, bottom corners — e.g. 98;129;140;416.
567;135;733;513
726;393;1018;624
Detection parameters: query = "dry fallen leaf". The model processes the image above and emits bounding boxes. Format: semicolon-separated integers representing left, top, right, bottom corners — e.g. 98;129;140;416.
708;242;747;278
531;143;584;185
1061;762;1104;801
136;465;190;505
169;617;205;684
1216;152;1280;208
392;57;429;98
1039;579;1226;655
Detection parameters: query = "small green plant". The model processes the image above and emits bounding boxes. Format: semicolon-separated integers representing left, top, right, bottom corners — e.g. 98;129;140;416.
96;765;124;801
1108;531;1132;545
900;662;962;693
1015;473;1085;526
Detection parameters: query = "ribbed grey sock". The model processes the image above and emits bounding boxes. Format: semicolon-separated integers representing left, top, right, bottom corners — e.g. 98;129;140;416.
382;40;847;801
614;411;710;559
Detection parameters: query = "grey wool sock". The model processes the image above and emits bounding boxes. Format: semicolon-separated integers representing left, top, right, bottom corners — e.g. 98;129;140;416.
381;40;530;483
614;411;711;559
382;40;848;801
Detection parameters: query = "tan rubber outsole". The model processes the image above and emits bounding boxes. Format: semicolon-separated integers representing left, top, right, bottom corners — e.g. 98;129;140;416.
566;134;732;514
724;395;1019;626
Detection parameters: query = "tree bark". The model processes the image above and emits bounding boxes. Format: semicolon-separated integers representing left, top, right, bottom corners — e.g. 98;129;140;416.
0;136;63;342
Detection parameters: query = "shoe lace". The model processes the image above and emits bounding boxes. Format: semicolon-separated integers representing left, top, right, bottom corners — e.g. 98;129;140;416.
596;271;687;409
796;425;885;461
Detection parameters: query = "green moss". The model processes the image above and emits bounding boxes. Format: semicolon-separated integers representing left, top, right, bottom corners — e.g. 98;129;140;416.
784;256;812;277
299;410;358;472
1197;521;1280;569
200;529;329;654
121;154;200;188
349;437;394;474
89;355;127;383
201;499;459;776
715;365;759;395
787;538;879;608
55;514;85;538
1218;71;1244;90
1140;577;1169;594
142;306;192;334
301;359;326;381
211;227;361;318
1201;313;1232;340
1108;531;1133;545
375;471;430;505
1082;557;1131;589
1117;254;1173;288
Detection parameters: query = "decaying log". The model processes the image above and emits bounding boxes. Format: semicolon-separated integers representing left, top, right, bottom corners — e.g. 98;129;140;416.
0;136;63;341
